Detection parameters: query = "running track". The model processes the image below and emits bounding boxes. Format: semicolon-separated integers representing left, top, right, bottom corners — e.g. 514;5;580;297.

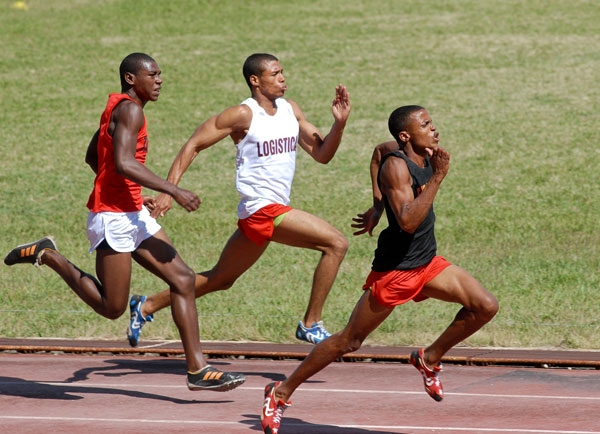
1;341;599;433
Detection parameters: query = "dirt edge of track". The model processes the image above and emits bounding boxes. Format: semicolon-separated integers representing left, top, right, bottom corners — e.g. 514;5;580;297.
2;338;600;369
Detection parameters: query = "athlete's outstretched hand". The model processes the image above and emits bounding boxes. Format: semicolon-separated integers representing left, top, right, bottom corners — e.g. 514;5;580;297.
332;84;351;124
351;206;382;236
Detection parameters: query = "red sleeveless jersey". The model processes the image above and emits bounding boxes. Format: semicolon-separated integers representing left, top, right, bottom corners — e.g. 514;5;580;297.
87;93;148;212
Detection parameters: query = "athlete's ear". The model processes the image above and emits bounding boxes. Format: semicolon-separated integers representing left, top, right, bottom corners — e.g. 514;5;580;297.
398;131;410;144
124;71;135;86
249;74;260;87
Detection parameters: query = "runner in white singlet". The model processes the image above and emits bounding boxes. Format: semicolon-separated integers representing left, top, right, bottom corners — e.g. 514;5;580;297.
235;96;299;219
126;53;351;347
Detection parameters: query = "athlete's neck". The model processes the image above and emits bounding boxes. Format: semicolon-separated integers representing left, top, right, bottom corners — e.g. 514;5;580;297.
251;93;278;116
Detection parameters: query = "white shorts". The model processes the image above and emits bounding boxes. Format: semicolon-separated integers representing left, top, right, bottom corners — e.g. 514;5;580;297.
87;206;161;253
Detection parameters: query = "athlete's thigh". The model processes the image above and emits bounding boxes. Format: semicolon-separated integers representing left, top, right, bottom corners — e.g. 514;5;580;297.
271;208;343;250
132;229;192;286
95;248;132;309
209;229;269;278
420;265;490;310
341;290;395;342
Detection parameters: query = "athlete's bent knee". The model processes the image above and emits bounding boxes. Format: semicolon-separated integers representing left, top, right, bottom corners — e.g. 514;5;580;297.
170;267;197;295
338;332;363;354
200;270;237;292
478;293;499;323
327;233;349;258
103;304;127;320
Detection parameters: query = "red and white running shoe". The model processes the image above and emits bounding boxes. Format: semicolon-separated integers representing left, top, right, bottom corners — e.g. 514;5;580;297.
261;381;292;434
409;347;443;401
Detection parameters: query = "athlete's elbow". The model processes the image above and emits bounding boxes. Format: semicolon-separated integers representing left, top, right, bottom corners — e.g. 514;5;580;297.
399;221;417;234
314;151;334;164
114;160;133;177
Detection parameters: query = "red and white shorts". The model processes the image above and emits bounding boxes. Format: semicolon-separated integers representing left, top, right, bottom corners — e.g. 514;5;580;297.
362;256;452;307
237;203;292;246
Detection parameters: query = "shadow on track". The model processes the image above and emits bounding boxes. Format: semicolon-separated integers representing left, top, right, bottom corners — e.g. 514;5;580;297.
0;376;230;404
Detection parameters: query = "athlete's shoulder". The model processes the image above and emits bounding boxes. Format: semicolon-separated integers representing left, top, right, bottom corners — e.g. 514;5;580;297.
213;103;253;131
229;103;253;120
283;98;305;120
375;141;400;155
284;98;299;109
111;97;144;127
381;152;410;178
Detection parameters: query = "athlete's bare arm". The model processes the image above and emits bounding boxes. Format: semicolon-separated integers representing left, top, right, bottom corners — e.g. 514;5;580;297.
85;129;100;174
351;141;399;236
151;104;252;217
291;84;350;164
380;147;449;234
111;100;201;212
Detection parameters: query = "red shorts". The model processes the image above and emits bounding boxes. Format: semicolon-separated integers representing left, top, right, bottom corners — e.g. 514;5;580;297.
237;204;293;246
362;256;452;307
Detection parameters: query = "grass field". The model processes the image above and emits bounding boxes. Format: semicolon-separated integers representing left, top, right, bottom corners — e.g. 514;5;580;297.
1;0;598;349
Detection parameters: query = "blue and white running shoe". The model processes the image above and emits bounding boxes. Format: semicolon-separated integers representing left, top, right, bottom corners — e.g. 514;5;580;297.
295;320;331;344
127;295;153;347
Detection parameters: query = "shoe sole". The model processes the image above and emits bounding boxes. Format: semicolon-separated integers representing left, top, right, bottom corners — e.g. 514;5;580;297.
187;377;246;392
127;336;139;347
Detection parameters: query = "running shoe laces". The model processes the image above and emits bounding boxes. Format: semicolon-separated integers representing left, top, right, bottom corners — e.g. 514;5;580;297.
187;365;246;392
261;381;291;434
295;320;332;344
4;236;57;267
409;347;443;402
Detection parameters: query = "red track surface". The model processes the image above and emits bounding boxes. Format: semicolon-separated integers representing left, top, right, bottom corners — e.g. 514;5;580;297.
1;340;600;433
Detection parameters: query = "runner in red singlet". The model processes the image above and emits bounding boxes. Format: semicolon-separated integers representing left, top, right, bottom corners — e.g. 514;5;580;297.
4;53;245;392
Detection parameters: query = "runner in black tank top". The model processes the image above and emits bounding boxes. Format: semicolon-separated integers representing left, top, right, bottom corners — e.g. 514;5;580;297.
372;150;436;271
258;106;499;434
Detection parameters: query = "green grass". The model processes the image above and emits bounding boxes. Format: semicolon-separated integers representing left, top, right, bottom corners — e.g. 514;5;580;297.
1;0;598;349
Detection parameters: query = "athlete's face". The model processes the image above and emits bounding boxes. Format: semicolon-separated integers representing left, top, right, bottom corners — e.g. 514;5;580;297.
255;60;287;99
404;109;440;154
132;61;163;102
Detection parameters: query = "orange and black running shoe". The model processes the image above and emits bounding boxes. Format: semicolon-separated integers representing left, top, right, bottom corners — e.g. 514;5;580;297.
4;236;57;266
187;365;245;391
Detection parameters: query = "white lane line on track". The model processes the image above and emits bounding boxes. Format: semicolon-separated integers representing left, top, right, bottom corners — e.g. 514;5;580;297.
2;382;599;401
0;416;598;433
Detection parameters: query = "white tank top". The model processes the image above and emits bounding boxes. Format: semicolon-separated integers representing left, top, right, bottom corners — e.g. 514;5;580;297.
235;97;300;218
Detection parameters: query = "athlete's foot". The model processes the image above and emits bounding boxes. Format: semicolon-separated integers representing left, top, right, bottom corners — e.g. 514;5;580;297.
261;381;291;434
4;236;57;267
127;295;153;347
295;320;331;344
187;365;246;391
409;347;443;401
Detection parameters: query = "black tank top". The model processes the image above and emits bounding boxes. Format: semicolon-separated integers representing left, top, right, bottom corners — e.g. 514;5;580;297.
371;151;437;271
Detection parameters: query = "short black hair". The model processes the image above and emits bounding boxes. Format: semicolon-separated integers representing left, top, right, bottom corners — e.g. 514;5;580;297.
119;52;156;90
388;105;425;145
242;53;279;90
